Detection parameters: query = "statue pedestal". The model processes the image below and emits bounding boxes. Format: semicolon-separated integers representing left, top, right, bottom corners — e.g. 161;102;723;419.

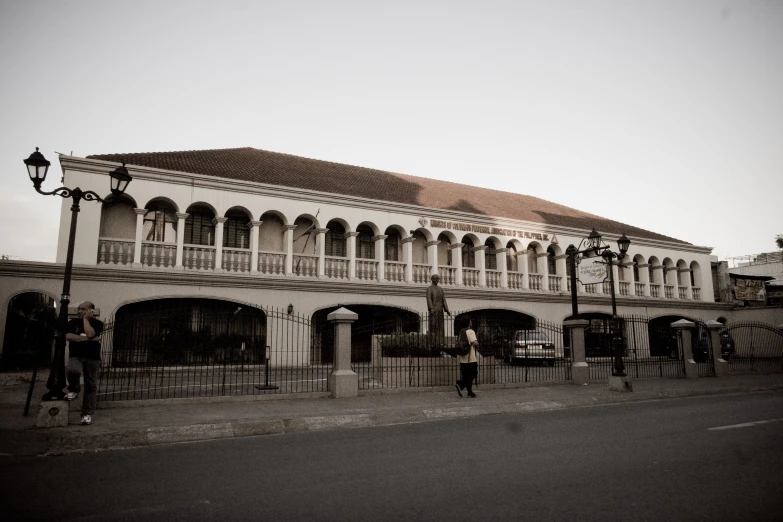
609;375;633;393
36;400;70;428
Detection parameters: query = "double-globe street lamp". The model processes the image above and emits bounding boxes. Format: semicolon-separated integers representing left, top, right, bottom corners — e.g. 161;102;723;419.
566;229;631;377
24;148;132;400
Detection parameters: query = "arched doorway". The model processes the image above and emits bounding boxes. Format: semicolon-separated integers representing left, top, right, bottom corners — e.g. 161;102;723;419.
313;305;420;364
113;298;266;366
1;292;56;371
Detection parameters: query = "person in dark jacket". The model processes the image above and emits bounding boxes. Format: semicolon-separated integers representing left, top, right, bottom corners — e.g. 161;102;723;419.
64;301;104;425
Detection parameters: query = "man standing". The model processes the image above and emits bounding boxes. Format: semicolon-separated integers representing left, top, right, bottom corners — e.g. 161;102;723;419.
455;319;479;398
426;274;450;349
64;301;104;425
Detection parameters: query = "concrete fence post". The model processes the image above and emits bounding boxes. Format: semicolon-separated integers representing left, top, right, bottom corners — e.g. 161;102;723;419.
705;320;728;377
671;319;697;379
328;307;359;398
563;319;590;385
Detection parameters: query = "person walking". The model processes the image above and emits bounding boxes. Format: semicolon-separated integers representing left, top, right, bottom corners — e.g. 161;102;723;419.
64;301;104;425
455;319;479;398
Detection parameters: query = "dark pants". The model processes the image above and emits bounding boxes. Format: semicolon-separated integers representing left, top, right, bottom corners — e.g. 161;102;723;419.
67;357;101;415
457;362;478;394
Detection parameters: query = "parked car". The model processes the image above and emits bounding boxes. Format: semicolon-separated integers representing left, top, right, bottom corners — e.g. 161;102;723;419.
504;331;557;365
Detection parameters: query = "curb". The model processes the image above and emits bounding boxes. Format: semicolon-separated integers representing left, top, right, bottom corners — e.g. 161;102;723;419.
4;380;782;456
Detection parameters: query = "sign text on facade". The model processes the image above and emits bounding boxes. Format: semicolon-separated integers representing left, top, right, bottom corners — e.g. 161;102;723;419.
429;219;549;242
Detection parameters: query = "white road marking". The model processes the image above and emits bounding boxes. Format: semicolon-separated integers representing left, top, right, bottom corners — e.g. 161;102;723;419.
708;418;783;431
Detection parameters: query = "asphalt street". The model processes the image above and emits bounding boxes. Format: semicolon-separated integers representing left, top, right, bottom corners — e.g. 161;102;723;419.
1;391;781;522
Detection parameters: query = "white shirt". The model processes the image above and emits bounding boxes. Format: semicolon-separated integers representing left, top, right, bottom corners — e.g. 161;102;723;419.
458;328;478;364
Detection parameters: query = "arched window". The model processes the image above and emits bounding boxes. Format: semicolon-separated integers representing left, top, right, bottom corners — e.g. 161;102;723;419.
546;247;557;275
633;262;640;282
143;202;177;242
325;222;346;257
649;265;655;284
385;229;401;261
527;245;538;273
485;241;497;270
184;205;215;246
224;210;250;249
356;225;375;259
462;242;475;268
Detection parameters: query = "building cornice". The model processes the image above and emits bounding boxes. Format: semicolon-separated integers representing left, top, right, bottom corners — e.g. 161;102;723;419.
59;155;713;255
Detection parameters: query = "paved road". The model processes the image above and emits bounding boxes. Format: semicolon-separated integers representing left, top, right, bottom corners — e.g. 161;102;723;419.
2;391;782;521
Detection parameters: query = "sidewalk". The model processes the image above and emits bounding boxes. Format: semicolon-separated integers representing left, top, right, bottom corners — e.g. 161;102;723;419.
2;373;782;456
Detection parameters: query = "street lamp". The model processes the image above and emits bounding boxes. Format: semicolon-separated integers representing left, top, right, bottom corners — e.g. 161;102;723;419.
24;148;132;400
566;229;631;376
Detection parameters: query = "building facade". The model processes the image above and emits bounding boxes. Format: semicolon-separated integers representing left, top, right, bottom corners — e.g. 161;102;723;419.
3;147;778;375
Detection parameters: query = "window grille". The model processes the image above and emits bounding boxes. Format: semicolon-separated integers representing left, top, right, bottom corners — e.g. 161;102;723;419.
184;209;215;246
143;204;177;242
224;211;250;249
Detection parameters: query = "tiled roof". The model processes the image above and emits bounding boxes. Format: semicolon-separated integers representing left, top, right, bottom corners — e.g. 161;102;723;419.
87;147;689;245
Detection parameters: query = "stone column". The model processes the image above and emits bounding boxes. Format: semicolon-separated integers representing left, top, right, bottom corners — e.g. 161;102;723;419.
450;243;464;286
667;266;679;298
426;240;440;277
402;237;415;283
564;319;590;385
328;307;359;398
316;228;328;278
248;220;262;272
622;261;635;296
347;232;360;280
518;251;529;290
555;254;568;293
213;217;228;272
680;268;693;299
284;224;296;276
497;247;508;288
373;234;387;282
132;208;147;266
638;262;651;297
706;320;728;376
538;252;549;291
475;245;487;287
672;319;698;378
174;212;188;269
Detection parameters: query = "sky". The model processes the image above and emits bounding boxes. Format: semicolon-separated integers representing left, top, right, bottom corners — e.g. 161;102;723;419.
1;0;781;265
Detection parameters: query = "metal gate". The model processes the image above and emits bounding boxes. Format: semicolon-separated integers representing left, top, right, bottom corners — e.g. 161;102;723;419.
724;322;783;373
98;303;327;401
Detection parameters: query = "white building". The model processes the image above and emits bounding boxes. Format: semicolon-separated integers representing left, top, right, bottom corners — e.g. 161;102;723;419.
2;147;779;376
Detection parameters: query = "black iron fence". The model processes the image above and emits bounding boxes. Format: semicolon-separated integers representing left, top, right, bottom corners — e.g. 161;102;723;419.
98;306;330;400
724;322;783;373
352;312;569;390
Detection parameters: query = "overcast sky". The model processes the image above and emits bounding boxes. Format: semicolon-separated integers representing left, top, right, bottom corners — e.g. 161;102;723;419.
1;0;780;264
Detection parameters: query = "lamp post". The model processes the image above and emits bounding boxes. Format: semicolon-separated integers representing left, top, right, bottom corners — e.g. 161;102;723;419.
24;147;132;400
566;229;631;376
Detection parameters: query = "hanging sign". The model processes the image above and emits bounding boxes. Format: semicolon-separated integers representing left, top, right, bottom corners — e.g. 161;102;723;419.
578;258;607;285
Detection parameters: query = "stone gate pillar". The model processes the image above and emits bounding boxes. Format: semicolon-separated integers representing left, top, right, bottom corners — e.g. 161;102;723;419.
328;307;359;398
672;319;698;379
564;319;589;385
706;320;728;377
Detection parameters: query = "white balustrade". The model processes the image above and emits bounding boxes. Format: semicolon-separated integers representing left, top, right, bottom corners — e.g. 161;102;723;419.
223;248;251;272
385;261;406;282
356;259;378;281
678;287;688;300
462;268;479;287
664;285;675;299
183;245;215;270
258;251;285;275
650;284;661;298
293;254;318;277
325;256;349;279
97;238;134;266
635;282;646;296
508;271;523;290
619;281;630;296
141;241;177;268
584;284;597;295
485;270;500;288
529;274;543;291
438;266;457;285
412;264;430;284
548;275;562;293
603;281;612;294
692;287;701;300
